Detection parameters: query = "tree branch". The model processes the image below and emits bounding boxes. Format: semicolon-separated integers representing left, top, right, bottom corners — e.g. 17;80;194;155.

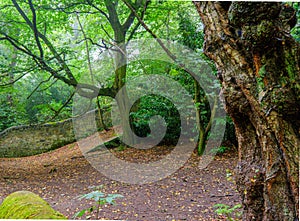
0;34;40;60
0;4;14;10
28;0;44;58
104;0;123;39
122;0;143;31
76;13;94;82
38;78;58;92
49;91;75;121
205;95;218;135
126;0;150;43
12;0;77;86
32;1;103;15
76;83;116;98
0;73;28;86
86;0;110;21
2;1;117;100
76;36;107;49
0;33;67;85
27;75;53;99
122;0;199;79
100;24;115;41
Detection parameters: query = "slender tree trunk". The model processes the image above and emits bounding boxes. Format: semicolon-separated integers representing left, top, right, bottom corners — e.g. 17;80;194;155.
7;47;17;106
195;79;218;155
96;97;108;131
194;79;206;154
194;2;299;220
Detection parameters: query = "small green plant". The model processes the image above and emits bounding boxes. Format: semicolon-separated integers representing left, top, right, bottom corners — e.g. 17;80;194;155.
73;185;123;219
213;203;242;221
209;146;228;155
117;144;126;151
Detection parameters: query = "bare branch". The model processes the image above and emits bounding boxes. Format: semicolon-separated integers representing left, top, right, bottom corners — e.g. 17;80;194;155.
27;75;53;99
0;65;37;78
0;34;40;60
49;91;75;120
12;0;77;86
0;73;9;78
122;0;144;31
205;95;218;135
0;33;75;90
0;19;26;25
101;24;114;41
76;37;107;49
0;72;28;86
2;1;116;100
122;0;200;80
127;0;150;43
86;0;110;21
2;46;77;87
77;83;116;98
0;4;15;10
28;0;44;58
76;13;94;82
38;78;58;92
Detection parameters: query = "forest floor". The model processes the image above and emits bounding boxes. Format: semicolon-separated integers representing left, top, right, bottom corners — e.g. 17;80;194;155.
0;129;241;220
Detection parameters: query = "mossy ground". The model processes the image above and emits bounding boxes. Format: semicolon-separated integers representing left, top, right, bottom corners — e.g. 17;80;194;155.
0;191;66;219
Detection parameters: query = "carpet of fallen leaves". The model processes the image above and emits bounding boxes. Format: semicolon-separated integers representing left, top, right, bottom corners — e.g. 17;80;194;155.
0;129;241;220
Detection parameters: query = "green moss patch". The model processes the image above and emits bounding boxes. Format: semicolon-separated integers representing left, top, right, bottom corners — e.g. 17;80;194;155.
0;191;66;219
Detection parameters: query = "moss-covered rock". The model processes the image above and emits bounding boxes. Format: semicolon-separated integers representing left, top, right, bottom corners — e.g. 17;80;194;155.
0;191;66;219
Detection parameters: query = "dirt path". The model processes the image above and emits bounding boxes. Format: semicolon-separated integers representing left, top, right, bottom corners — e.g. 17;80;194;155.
0;132;241;220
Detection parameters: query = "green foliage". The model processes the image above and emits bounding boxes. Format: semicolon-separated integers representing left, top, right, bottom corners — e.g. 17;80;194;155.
104;137;122;149
214;203;242;221
0;100;18;131
0;86;28;131
73;186;123;220
177;9;204;50
117;144;126;152
0;0;236;153
0;77;74;131
126;58;198;145
209;146;229;155
0;0;198;133
291;2;300;42
130;94;181;145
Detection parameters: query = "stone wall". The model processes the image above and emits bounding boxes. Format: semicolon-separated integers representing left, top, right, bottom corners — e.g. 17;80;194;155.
0;108;111;158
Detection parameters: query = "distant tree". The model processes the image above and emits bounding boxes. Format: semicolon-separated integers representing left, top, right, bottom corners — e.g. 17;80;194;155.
0;0;148;138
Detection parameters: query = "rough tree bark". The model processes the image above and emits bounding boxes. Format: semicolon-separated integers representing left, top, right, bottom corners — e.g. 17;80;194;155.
194;2;299;221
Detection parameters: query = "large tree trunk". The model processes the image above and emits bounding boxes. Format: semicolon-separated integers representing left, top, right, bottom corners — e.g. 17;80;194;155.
105;0;138;146
194;2;299;220
113;42;135;145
